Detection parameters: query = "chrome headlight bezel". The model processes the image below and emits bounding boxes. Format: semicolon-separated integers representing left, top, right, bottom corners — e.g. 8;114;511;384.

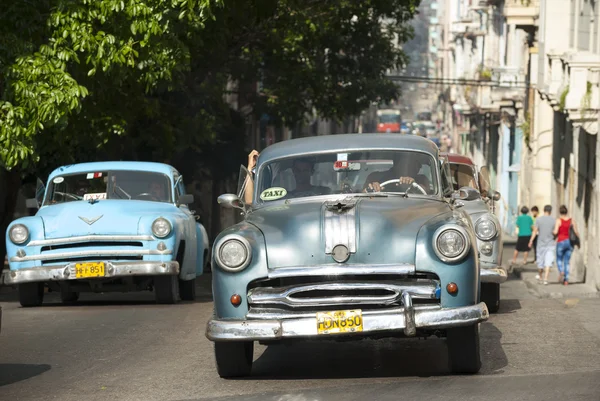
152;217;172;238
214;234;252;272
9;224;29;245
432;225;471;263
474;216;497;241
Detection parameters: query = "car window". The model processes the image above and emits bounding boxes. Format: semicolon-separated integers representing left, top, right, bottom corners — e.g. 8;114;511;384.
45;170;173;205
449;163;478;191
257;150;439;203
439;159;454;197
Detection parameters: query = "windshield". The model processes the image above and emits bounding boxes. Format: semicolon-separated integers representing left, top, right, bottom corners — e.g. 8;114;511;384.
256;150;439;203
378;114;401;124
449;163;478;191
44;170;173;205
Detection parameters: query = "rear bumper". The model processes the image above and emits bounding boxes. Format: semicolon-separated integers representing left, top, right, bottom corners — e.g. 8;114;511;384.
1;261;179;285
480;266;508;284
206;301;489;342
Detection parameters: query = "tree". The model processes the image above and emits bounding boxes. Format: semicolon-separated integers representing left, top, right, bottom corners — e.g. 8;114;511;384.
0;0;419;264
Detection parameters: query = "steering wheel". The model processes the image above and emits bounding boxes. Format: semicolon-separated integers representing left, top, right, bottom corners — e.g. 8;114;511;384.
136;192;159;201
379;179;427;195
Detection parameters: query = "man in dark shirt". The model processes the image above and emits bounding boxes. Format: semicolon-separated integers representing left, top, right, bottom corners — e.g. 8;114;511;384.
363;153;431;193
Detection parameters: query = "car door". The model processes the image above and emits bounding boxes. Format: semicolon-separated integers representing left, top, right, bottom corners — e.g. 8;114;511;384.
173;173;198;278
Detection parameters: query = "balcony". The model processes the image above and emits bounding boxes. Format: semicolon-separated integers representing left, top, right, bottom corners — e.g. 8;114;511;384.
490;66;527;102
503;0;539;26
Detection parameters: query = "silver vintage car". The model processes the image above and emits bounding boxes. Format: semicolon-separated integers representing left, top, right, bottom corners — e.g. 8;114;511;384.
443;153;506;313
207;134;489;377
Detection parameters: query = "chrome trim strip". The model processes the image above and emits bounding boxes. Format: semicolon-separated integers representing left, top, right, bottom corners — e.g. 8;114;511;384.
10;249;172;262
1;261;179;285
480;267;508;283
28;235;154;247
267;264;416;279
323;199;358;254
248;281;437;308
206;302;490;341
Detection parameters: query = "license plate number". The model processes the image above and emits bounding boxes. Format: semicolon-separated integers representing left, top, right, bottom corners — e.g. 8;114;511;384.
75;262;105;278
316;309;363;334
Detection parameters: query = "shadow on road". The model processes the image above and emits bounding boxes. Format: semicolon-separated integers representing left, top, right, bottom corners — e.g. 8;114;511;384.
241;322;508;380
495;298;522;314
0;364;51;387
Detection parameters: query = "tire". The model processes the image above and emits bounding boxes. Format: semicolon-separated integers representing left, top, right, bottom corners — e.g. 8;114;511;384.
60;288;80;304
18;282;44;307
447;324;481;374
214;341;253;378
154;275;180;304
482;282;500;313
179;277;196;301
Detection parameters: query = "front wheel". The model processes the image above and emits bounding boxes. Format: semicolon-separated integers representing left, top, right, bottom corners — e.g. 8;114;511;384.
179;278;196;301
154;275;180;304
447;324;481;374
18;282;44;307
482;283;500;313
214;341;253;378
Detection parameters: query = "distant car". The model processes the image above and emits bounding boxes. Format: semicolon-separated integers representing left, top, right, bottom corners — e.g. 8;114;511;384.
441;153;505;313
3;162;210;306
207;134;489;377
400;122;410;134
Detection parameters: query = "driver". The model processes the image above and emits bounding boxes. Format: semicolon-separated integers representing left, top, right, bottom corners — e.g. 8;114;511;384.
286;158;331;198
363;153;431;193
149;181;167;201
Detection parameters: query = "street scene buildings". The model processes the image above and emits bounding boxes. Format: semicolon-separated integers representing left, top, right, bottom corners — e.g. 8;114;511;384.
435;0;600;289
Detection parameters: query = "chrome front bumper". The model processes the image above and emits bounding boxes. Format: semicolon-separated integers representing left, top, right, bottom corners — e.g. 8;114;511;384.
206;301;489;341
480;267;508;284
1;261;179;285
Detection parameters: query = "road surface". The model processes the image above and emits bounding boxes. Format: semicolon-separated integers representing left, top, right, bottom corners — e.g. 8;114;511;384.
1;272;600;400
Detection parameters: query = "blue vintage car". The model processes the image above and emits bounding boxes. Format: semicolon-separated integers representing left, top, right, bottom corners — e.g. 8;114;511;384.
444;153;506;313
206;134;489;377
3;161;210;306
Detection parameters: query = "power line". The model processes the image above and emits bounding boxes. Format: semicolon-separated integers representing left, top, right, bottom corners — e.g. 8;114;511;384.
386;75;531;89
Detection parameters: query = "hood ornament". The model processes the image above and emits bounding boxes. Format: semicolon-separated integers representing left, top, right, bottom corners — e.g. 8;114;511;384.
324;197;359;212
79;215;103;225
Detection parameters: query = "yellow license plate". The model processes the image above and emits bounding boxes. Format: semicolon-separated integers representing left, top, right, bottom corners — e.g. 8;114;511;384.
316;309;363;334
75;262;105;278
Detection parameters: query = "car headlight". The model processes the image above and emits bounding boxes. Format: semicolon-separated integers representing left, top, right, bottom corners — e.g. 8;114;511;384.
9;224;29;244
214;235;252;272
152;218;172;238
433;226;470;263
475;217;497;241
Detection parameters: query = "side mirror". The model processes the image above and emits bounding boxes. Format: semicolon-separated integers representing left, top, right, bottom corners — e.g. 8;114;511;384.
217;194;245;211
454;186;481;201
26;198;40;209
178;194;194;205
490;191;501;201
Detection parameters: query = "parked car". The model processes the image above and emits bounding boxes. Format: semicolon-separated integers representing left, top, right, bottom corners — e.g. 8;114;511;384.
3;162;210;306
442;153;505;313
207;134;489;377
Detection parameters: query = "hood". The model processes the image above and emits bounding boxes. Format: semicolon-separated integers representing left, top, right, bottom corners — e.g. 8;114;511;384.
461;199;490;215
37;200;176;238
247;197;450;268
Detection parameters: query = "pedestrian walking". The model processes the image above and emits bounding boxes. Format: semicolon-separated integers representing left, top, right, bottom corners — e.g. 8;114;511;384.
553;205;580;285
531;206;539;261
511;206;534;265
528;205;555;285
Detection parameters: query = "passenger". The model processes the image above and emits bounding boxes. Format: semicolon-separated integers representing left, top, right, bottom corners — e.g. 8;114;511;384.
285;158;331;198
363;153;431;193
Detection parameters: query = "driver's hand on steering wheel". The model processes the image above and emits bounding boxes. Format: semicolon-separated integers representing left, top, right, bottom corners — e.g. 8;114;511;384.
364;182;382;192
398;176;415;185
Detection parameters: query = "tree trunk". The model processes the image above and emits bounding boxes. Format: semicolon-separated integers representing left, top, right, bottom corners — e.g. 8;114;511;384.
0;168;22;274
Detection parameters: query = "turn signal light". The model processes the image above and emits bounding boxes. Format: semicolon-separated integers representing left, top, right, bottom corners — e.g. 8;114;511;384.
230;294;242;306
446;282;458;294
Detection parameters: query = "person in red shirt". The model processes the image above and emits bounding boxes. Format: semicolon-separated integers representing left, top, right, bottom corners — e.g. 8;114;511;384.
553;205;580;285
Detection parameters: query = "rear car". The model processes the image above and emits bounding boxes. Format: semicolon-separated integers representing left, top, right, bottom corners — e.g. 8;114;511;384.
3;161;210;306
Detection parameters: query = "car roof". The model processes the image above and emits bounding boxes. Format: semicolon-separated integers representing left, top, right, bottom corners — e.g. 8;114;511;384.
440;153;475;166
48;161;178;181
258;134;439;164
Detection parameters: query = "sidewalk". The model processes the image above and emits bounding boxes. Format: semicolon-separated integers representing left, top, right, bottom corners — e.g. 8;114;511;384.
502;232;599;299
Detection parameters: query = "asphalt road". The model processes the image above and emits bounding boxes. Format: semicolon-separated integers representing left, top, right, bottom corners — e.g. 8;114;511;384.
1;274;600;401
